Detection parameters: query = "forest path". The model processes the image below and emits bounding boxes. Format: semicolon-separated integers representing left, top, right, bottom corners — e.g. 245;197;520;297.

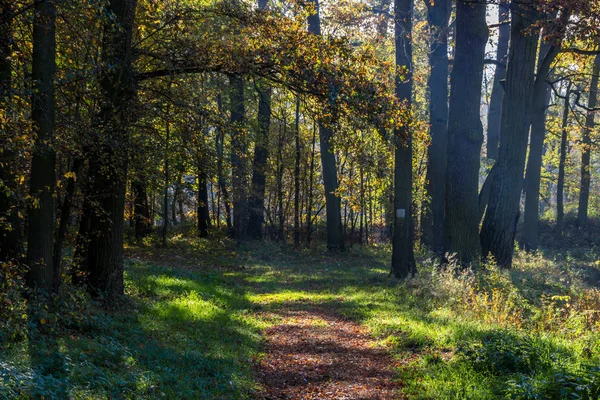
253;306;401;399
239;246;405;399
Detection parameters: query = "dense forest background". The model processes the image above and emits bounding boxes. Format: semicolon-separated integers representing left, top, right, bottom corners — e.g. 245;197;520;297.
2;0;600;398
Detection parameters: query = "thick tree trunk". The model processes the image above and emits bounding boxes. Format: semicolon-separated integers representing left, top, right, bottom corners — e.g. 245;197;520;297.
421;0;450;254
247;0;271;240
557;84;571;236
520;43;558;250
132;178;151;240
307;0;344;251
486;0;510;160
27;0;57;290
247;83;271;239
230;76;248;240
0;1;22;263
79;0;138;297
578;54;600;226
390;0;416;279
481;2;539;268
444;0;488;266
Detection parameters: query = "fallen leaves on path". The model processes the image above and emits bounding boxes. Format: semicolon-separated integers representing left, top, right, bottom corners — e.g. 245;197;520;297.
254;309;403;399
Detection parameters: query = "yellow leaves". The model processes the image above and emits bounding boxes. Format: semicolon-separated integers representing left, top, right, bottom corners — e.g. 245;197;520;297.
64;171;77;181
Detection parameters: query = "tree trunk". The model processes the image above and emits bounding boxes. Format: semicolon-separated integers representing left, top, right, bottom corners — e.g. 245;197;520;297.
79;0;137;297
294;98;301;246
133;178;151;240
27;0;57;290
230;76;248;240
216;94;233;232
486;0;510;160
306;122;317;244
578;54;600;226
520;43;558;250
198;166;211;237
162;107;170;246
307;0;345;251
444;0;488;266
172;180;179;226
421;0;451;254
557;83;572;236
390;0;416;279
247;83;271;239
481;2;539;268
0;1;22;263
53;157;83;290
276;119;285;241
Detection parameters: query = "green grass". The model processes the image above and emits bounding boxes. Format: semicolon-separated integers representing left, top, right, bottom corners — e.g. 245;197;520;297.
2;233;600;399
1;249;263;399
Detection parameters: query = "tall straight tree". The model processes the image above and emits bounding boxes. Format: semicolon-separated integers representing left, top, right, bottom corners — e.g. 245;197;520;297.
390;0;415;279
27;0;57;290
246;82;270;239
247;0;272;240
444;0;488;265
520;40;559;250
0;0;22;263
486;0;510;160
578;54;600;226
556;82;572;236
421;0;451;254
307;0;345;251
481;1;540;268
229;75;248;240
79;0;138;296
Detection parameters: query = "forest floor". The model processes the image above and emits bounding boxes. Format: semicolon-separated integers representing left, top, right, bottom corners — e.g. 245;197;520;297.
2;223;600;399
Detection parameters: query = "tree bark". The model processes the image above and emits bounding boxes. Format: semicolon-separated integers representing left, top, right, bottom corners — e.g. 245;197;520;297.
162;104;170;246
577;54;600;226
197;166;211;237
247;82;271;239
390;0;416;279
307;0;345;251
27;0;57;290
132;178;151;240
486;0;510;160
53;157;83;290
421;0;451;254
557;83;572;236
444;0;488;266
216;94;233;232
79;0;138;297
520;43;558;250
276;117;285;241
306;122;317;245
230;76;248;240
481;1;539;268
294;98;301;246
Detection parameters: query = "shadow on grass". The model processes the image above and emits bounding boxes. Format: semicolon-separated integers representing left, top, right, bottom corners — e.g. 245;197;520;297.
1;259;261;399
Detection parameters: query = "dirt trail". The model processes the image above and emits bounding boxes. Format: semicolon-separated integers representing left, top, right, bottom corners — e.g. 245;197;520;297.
254;307;402;399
